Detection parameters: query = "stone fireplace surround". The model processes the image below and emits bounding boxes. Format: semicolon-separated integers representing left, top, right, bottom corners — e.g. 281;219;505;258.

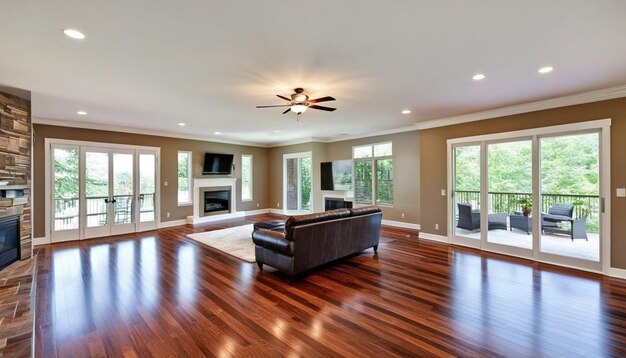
187;177;241;225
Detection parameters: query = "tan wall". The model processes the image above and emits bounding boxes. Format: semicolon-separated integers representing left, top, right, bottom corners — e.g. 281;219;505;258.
33;124;269;238
267;142;326;212
325;131;420;224
419;97;626;269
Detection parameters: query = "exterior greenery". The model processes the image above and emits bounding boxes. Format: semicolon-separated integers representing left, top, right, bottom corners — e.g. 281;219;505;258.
454;133;600;232
354;143;393;205
177;152;191;203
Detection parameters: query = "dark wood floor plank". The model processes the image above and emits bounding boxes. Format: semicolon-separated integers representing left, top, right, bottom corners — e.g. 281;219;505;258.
34;215;626;357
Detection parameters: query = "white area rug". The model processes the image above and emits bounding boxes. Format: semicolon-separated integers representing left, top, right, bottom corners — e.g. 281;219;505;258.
186;224;256;262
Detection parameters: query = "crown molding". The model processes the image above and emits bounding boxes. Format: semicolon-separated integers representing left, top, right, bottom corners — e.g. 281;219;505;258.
415;84;626;130
31;116;269;148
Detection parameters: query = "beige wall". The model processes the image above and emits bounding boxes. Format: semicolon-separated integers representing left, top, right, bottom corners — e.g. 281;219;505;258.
325;131;420;224
267;142;327;212
419;97;626;269
33;124;269;238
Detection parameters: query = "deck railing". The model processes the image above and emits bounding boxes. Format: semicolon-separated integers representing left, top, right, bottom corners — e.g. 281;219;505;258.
455;190;599;232
54;193;155;231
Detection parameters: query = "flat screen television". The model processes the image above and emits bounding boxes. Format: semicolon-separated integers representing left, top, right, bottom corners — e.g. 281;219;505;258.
203;153;234;175
321;160;353;190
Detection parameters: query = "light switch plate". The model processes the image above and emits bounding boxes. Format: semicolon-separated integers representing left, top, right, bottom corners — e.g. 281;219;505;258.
617;188;626;197
441;189;446;196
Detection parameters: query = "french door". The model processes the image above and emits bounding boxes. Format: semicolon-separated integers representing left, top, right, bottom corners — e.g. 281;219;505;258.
50;143;158;243
449;120;610;273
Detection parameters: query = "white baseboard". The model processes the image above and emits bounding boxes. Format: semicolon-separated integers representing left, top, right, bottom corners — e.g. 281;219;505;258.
33;237;50;246
243;208;270;216
158;219;188;229
608;267;626;279
382;219;420;230
418;232;449;243
269;208;286;215
187;211;246;225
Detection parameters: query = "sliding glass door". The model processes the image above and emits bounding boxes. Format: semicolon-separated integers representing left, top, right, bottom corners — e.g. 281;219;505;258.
451;144;482;246
485;139;533;256
539;132;601;270
448;121;609;273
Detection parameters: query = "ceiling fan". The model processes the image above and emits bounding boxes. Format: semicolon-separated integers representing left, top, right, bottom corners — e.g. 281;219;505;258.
256;88;336;115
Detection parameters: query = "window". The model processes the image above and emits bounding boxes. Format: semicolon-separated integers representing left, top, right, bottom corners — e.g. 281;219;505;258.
241;154;253;201
353;142;393;205
177;151;192;205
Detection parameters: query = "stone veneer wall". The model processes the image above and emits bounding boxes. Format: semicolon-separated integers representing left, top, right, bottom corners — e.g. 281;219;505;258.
0;91;31;260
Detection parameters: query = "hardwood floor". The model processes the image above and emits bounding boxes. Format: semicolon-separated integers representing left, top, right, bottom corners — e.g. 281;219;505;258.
35;215;626;357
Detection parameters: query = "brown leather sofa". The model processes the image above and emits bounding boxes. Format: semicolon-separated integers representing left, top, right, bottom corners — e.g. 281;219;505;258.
252;206;382;276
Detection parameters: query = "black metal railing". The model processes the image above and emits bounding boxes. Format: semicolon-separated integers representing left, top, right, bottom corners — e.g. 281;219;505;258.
455;190;599;232
54;193;156;231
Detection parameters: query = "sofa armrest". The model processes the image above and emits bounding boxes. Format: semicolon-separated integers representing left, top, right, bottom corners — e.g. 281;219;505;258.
252;229;294;256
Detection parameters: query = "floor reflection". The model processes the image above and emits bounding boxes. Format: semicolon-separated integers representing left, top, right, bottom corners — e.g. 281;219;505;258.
451;250;605;356
177;243;198;303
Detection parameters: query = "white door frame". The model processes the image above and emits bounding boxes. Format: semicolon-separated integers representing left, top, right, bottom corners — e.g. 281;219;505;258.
45;138;160;242
446;118;611;274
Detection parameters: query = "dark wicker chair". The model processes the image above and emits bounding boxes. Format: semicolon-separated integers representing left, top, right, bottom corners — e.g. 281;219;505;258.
541;203;576;239
457;203;480;231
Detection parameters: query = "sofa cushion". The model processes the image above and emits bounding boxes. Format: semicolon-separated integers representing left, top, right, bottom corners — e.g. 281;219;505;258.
349;206;381;216
284;208;351;239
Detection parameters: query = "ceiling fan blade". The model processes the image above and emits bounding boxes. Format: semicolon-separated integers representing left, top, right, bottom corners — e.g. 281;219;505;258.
309;104;336;111
308;96;335;103
282;108;291;114
256;105;291;108
276;94;291;101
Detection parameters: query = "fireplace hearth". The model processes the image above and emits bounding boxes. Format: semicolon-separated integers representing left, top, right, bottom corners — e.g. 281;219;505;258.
0;215;20;270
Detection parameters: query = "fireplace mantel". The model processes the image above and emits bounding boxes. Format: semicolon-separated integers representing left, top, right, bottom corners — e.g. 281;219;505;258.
187;177;241;225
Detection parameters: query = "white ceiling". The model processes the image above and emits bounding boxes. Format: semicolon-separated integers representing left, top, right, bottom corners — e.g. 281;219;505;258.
2;1;626;146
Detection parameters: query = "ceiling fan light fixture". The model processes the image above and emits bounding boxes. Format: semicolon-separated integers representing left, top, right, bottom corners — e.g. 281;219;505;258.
290;104;308;114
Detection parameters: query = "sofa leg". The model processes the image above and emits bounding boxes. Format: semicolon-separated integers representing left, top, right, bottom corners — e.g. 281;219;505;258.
373;245;378;252
257;262;263;270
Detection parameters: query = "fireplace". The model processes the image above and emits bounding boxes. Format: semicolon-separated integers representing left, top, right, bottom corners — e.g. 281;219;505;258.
201;187;231;216
0;215;20;270
325;197;353;211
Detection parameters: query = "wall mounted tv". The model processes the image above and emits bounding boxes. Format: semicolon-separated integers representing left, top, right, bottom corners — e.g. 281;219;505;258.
320;160;353;191
203;153;234;175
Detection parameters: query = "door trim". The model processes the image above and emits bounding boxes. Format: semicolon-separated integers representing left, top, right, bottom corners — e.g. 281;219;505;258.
45;138;160;242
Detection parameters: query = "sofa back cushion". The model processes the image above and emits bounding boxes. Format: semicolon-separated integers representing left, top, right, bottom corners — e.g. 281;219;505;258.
349;206;382;217
284;208;351;239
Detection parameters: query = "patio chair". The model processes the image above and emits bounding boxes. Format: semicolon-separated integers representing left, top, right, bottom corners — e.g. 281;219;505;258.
541;203;577;240
457;203;480;231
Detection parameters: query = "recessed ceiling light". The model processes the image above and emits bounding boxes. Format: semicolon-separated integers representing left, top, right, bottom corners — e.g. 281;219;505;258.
178;122;185;126
472;73;486;81
76;111;87;116
63;29;86;40
214;131;221;135
401;110;411;114
273;130;280;133
538;66;553;74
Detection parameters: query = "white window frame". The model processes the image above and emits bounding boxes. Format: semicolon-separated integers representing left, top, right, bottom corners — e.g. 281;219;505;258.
177;151;193;206
352;142;394;207
241;154;253;202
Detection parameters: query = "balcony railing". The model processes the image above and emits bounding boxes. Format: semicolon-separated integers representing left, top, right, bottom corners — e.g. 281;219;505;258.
54;193;155;231
455;190;599;232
